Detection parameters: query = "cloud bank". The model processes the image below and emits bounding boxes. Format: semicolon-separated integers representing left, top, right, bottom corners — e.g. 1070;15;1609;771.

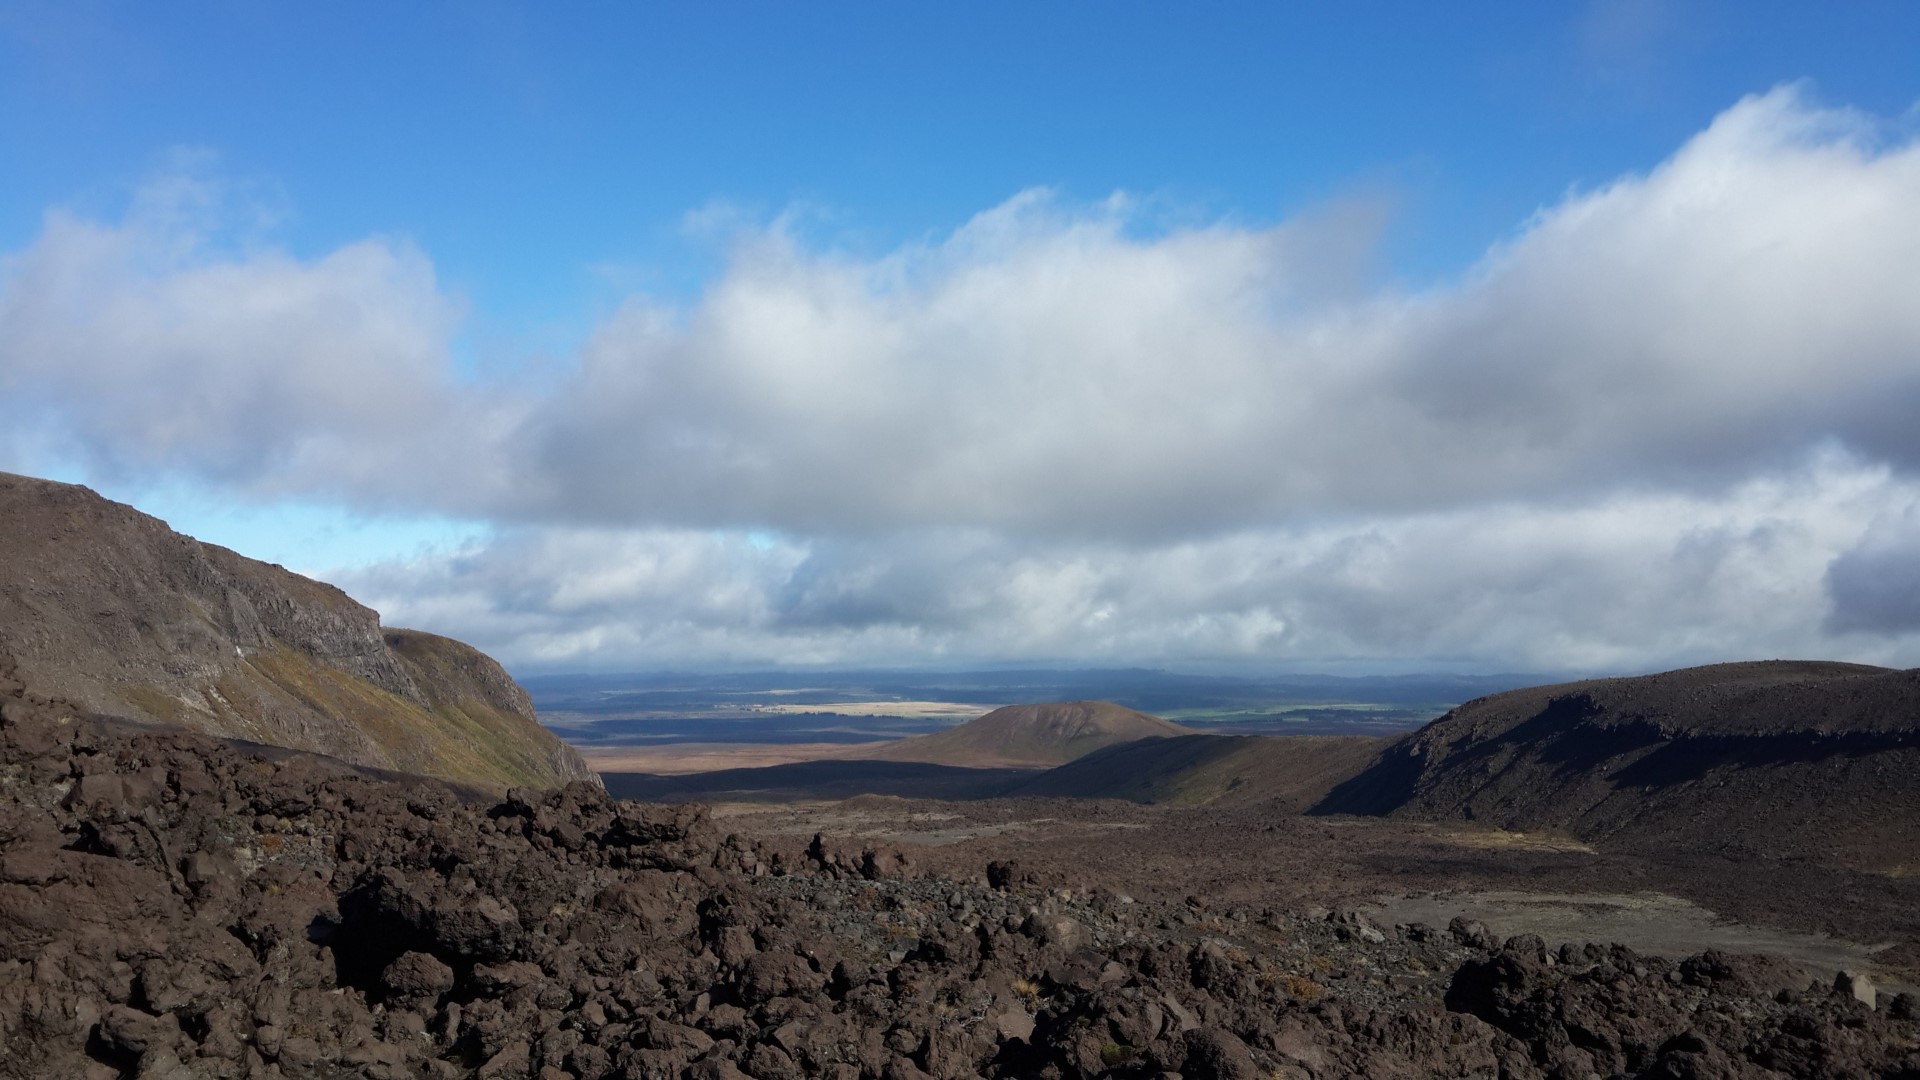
331;455;1916;672
5;87;1919;670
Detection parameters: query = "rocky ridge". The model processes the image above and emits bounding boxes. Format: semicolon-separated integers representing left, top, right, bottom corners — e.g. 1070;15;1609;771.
1313;660;1920;868
4;668;1917;1079
0;472;593;792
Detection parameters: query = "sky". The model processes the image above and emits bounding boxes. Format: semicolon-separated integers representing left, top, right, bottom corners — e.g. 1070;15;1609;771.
3;2;1920;675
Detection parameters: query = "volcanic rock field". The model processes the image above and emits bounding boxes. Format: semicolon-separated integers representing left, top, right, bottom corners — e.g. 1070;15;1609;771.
7;662;1920;1079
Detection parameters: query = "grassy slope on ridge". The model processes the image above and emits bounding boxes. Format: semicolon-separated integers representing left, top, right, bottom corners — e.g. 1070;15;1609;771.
0;471;594;793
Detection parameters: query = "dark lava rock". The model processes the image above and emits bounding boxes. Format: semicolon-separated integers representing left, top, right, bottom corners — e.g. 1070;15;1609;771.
2;664;1918;1079
381;951;455;1000
1180;1026;1260;1079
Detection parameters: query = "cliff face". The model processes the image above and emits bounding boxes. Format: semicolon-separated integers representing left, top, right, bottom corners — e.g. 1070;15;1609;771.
0;471;596;792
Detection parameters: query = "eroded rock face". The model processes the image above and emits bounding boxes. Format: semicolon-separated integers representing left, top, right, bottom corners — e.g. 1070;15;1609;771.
3;675;1917;1079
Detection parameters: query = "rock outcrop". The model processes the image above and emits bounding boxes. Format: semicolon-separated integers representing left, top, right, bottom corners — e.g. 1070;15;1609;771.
0;472;593;792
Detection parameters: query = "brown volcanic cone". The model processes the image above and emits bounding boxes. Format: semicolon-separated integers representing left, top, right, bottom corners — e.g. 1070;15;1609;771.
853;699;1193;768
0;471;594;792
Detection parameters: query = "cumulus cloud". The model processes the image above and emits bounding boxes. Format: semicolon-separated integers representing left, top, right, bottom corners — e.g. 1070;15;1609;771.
0;166;502;507
8;87;1920;669
501;85;1920;535
9;87;1920;539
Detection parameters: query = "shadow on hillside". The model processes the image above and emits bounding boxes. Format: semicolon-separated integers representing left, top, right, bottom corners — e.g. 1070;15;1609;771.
601;760;1039;803
1309;690;1920;819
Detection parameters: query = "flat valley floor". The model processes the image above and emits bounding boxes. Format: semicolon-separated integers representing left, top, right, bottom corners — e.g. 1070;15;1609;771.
705;791;1920;994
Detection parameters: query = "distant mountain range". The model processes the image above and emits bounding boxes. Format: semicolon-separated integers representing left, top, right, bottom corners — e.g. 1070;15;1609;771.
525;667;1537;743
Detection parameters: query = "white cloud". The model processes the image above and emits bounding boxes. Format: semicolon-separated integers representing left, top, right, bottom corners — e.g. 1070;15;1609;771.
8;87;1920;670
332;454;1920;672
0;165;497;508
504;86;1920;535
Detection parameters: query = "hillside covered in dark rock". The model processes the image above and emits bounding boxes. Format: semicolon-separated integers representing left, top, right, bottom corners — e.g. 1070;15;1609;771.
1314;660;1920;867
0;472;592;792
6;664;1920;1079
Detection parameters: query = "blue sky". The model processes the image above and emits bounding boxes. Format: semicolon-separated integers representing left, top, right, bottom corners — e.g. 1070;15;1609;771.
14;3;1917;317
4;3;1920;673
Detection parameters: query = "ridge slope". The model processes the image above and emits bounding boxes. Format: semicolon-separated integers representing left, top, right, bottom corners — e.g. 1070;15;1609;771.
0;471;594;792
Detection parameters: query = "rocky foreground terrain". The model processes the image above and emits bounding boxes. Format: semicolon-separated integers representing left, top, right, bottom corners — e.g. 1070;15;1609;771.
7;668;1920;1079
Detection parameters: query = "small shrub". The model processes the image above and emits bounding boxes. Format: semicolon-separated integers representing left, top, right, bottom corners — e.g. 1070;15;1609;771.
1280;973;1325;1002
